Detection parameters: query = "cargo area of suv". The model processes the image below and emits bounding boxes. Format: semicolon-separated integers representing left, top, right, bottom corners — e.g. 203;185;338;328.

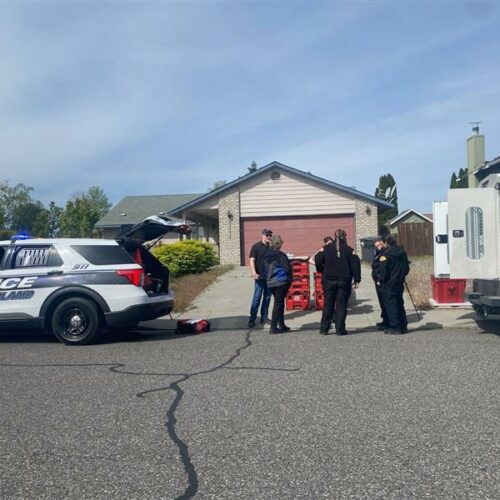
117;215;192;296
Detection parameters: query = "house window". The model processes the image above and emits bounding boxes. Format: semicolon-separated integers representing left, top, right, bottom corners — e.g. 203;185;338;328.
465;207;484;260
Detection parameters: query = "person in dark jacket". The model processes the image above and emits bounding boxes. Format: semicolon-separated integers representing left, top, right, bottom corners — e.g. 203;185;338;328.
247;228;273;328
309;236;333;266
315;229;361;335
371;236;389;330
377;234;410;334
264;235;292;334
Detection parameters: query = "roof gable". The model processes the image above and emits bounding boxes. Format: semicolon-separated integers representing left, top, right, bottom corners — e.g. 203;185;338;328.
169;161;393;215
388;209;432;226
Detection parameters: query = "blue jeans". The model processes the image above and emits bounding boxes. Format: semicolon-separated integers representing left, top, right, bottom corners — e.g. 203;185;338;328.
249;279;272;321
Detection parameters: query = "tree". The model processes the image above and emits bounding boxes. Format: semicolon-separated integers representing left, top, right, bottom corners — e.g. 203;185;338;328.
11;201;45;234
59;186;111;238
450;167;468;189
0;181;34;229
450;172;457;189
33;201;63;237
207;180;227;192
247;161;258;173
375;174;398;228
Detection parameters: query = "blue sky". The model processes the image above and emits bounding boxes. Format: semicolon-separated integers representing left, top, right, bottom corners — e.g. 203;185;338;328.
1;1;499;213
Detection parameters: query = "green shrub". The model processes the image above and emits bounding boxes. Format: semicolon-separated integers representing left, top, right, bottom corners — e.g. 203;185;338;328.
0;229;15;240
152;240;219;277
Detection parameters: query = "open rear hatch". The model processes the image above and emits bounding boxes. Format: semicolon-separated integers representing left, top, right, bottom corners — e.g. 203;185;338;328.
117;215;192;295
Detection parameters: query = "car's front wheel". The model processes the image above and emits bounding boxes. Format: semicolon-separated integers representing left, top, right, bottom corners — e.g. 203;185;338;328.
51;297;100;345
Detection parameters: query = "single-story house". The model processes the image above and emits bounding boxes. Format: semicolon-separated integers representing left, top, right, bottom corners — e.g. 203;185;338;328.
96;161;393;265
387;209;433;235
95;193;202;241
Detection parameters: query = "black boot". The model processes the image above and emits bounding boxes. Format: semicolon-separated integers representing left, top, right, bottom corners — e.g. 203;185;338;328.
280;324;291;332
269;323;283;334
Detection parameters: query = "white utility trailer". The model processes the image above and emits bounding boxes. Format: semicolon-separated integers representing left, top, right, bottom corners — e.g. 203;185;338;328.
445;173;500;318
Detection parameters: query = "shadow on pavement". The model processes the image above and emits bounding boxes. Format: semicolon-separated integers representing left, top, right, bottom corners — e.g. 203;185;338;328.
473;320;500;336
0;331;58;343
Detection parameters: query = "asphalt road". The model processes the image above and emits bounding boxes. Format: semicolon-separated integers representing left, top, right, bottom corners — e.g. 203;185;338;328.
1;326;499;500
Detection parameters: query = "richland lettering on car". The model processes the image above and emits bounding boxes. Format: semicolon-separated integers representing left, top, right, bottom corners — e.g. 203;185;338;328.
0;290;35;301
0;277;38;289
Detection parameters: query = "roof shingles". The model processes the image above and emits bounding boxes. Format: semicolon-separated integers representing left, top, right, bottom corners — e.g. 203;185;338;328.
96;194;202;227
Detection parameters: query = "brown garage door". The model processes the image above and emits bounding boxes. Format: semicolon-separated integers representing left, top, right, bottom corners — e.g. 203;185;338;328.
241;215;355;265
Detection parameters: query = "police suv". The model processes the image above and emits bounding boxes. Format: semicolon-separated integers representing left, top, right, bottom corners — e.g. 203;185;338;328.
0;216;191;345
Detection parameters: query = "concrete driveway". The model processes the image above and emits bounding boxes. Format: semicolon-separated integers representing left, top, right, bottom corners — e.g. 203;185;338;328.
167;265;484;333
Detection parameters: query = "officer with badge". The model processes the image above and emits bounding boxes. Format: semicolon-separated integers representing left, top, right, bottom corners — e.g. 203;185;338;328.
371;235;389;330
377;234;410;334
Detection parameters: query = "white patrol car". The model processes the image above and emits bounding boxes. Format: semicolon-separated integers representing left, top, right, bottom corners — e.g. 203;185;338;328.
0;216;191;345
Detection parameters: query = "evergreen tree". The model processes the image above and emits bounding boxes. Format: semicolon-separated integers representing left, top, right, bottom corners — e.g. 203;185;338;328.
450;172;457;188
375;174;398;228
450;168;468;189
247;161;258;173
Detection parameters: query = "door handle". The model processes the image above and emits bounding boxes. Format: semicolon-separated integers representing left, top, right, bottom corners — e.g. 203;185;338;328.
47;270;64;276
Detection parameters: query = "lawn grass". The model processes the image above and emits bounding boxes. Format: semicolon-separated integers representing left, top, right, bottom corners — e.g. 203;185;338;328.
170;265;234;312
406;255;434;309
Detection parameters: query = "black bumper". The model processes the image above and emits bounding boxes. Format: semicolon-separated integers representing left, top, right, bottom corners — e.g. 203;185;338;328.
466;292;500;308
104;300;174;328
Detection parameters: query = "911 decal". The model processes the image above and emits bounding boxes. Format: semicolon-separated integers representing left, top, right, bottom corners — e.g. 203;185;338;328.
0;277;38;289
73;264;89;270
0;290;35;301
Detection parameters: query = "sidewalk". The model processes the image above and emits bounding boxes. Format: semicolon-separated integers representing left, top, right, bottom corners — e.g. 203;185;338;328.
165;265;483;333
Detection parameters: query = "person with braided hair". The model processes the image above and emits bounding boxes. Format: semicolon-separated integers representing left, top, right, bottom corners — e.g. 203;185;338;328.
314;229;361;335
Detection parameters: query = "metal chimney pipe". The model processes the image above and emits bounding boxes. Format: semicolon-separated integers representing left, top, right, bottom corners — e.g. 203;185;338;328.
467;124;485;188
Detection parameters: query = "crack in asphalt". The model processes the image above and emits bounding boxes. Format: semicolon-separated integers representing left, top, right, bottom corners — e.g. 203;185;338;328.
0;330;299;499
136;330;299;499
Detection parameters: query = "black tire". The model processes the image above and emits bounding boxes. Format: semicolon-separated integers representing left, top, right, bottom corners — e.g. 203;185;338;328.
51;297;100;345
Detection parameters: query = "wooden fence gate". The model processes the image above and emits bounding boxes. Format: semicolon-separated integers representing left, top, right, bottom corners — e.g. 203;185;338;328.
397;222;433;256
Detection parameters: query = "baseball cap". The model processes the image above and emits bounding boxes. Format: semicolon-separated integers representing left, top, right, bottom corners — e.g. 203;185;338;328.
262;228;273;235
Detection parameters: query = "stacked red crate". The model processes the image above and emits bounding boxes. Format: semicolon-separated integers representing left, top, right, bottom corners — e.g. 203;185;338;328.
313;272;324;310
286;259;310;310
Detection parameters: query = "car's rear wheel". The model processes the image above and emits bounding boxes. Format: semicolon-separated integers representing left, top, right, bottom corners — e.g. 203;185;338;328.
51;297;100;345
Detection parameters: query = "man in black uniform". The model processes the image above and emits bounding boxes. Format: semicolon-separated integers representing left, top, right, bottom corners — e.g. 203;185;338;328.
315;229;361;335
377;234;410;334
371;236;389;330
247;228;273;328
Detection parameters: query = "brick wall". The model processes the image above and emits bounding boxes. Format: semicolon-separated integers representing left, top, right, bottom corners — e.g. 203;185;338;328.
218;187;241;265
355;199;378;255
